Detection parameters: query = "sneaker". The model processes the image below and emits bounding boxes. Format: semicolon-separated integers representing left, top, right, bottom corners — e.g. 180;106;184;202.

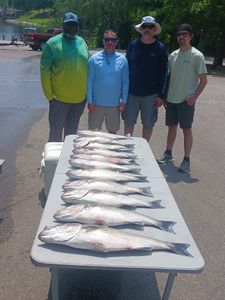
178;160;190;173
157;152;173;164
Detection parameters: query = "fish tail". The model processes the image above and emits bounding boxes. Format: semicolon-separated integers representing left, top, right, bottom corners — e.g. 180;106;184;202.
130;159;139;165
125;144;135;149
128;168;141;174
148;200;164;208
169;242;192;257
140;187;153;196
158;221;176;233
137;176;149;182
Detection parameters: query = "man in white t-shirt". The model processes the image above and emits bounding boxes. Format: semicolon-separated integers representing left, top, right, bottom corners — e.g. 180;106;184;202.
158;24;207;173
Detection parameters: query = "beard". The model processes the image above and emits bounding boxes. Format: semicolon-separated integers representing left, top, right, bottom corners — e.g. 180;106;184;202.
63;27;78;39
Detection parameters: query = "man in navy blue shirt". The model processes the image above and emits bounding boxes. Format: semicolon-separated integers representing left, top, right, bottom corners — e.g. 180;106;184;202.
123;16;168;141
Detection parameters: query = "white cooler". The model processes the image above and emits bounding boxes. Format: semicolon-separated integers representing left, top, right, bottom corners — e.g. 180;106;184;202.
40;142;63;197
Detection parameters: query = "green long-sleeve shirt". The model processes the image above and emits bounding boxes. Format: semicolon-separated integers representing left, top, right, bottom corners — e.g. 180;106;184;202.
40;33;88;103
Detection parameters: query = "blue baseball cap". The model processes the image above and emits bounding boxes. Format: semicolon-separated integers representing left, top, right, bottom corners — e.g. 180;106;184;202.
63;12;79;23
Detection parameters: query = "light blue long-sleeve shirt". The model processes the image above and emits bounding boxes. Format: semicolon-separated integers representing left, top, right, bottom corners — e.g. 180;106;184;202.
87;50;129;106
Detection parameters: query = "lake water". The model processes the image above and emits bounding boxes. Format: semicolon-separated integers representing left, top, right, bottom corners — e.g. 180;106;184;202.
0;22;24;40
0;21;44;41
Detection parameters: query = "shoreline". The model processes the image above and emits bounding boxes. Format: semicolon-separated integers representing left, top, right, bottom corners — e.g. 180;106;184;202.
4;18;42;27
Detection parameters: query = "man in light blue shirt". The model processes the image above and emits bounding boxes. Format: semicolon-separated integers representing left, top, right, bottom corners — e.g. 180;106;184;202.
87;30;129;134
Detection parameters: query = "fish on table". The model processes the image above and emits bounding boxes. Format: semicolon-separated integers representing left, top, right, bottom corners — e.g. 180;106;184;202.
54;204;175;233
77;130;129;140
68;158;141;174
39;223;192;256
62;179;153;196
74;136;134;148
62;190;162;208
73;147;137;159
73;141;134;153
70;153;138;166
66;169;148;182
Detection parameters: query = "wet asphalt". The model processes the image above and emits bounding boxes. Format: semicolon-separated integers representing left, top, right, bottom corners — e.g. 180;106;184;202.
0;45;225;300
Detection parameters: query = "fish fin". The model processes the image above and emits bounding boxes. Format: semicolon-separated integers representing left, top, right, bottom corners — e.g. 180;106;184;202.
148;200;164;208
140;187;153;196
169;242;192;257
92;242;107;252
158;221;176;233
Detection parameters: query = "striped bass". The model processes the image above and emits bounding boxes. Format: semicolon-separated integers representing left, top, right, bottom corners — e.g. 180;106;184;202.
74;136;134;148
68;158;140;174
62;190;162;208
77;130;129;140
70;154;138;165
74;141;134;152
54;204;174;232
73;148;137;159
66;169;148;182
62;180;152;196
39;223;192;256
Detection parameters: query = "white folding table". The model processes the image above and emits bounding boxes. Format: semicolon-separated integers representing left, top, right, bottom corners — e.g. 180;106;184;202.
31;135;204;300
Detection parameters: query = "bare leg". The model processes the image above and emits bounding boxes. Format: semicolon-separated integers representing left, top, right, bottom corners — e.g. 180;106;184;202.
183;128;193;157
166;125;177;151
124;125;134;137
142;127;153;142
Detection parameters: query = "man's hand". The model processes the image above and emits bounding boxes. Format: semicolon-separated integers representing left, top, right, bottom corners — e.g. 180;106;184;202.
185;97;196;106
119;102;126;113
87;103;96;112
153;97;164;108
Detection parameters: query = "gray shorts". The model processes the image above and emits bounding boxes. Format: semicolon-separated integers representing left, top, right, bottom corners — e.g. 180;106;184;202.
88;105;120;133
123;94;158;128
166;101;195;129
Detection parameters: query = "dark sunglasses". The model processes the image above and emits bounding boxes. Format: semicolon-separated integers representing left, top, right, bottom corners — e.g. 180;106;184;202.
104;38;117;43
177;31;190;37
141;24;155;29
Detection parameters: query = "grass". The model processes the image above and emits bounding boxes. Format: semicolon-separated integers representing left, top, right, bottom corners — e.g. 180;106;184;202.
16;9;60;27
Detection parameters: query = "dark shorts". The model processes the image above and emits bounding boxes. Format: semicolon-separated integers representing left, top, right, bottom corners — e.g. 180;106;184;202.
166;101;195;129
123;94;158;128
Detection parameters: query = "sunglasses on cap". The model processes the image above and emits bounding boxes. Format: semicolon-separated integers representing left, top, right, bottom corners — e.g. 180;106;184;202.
141;23;155;29
104;37;117;43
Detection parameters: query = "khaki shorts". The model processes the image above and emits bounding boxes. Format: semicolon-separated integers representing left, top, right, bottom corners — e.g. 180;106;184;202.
88;105;120;133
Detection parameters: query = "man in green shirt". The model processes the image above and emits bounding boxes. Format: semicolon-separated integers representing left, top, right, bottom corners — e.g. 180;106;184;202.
40;12;88;142
158;24;207;172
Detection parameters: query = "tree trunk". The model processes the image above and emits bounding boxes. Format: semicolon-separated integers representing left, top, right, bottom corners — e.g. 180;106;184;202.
212;31;225;68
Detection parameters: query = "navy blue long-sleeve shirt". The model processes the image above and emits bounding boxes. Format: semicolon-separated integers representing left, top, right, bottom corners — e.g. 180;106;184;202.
126;39;168;98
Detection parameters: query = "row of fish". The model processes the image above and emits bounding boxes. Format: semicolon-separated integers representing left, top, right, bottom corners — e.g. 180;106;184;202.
39;130;191;257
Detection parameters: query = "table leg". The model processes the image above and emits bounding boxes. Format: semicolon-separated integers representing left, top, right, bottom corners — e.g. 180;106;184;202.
162;273;177;300
51;268;59;300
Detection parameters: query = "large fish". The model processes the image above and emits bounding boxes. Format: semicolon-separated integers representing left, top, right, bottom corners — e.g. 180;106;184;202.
39;223;192;256
70;154;138;166
74;141;134;153
74;136;134;148
73;148;137;159
66;169;148;182
77;130;129;140
54;204;174;232
68;158;140;174
62;190;162;208
62;180;153;196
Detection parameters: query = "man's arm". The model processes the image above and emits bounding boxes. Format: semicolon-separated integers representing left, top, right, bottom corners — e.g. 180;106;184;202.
154;45;169;108
185;74;207;106
87;56;96;112
120;57;129;112
40;44;54;101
